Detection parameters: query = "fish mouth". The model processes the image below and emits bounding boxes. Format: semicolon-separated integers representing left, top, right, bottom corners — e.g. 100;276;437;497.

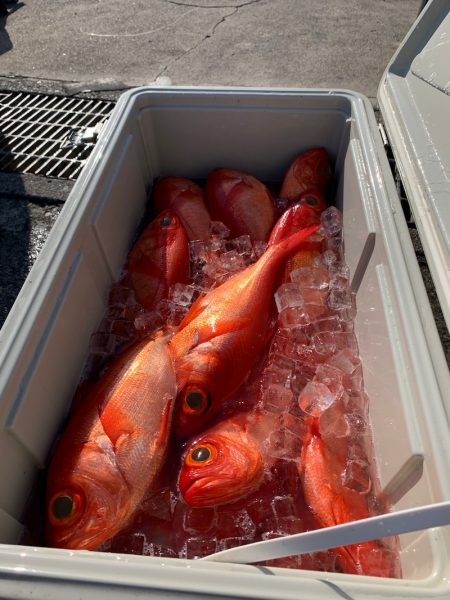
182;476;249;508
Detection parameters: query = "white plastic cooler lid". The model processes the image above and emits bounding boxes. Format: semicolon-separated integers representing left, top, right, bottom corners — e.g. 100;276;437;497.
378;0;450;330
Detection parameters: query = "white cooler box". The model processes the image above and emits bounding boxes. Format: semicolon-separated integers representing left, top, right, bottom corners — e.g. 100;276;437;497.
0;1;449;598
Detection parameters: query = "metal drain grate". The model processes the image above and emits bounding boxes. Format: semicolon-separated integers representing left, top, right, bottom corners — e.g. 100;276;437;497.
0;91;115;180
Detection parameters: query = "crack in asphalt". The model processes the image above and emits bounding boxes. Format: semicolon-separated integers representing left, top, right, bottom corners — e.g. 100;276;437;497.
165;0;263;8
155;0;264;79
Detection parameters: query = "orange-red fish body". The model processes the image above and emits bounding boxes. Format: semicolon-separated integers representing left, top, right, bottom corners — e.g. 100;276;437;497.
298;417;399;577
269;196;327;283
169;224;320;439
279;148;332;205
153;177;212;241
205;168;277;241
46;333;177;550
127;209;189;310
178;411;268;507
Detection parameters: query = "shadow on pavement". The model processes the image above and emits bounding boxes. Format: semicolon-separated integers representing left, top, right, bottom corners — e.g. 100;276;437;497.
0;1;24;55
0;83;29;328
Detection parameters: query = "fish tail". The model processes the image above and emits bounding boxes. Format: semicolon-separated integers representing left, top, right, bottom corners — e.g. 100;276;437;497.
276;224;320;258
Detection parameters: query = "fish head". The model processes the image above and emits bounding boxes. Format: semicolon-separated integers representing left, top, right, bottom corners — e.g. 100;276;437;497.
178;425;264;507
153;177;211;241
269;191;327;244
146;209;186;248
153;177;202;211
280;148;332;202
46;439;132;550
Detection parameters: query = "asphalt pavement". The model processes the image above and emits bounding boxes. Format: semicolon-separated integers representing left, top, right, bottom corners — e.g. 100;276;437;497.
0;0;448;362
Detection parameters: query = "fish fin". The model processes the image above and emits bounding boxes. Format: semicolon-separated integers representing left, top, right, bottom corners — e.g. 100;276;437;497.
157;397;174;446
100;406;135;448
177;293;208;328
186;317;252;350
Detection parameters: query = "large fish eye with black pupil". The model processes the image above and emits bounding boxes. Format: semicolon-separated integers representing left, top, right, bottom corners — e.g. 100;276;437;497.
185;442;218;467
160;215;176;227
192;447;210;461
48;490;84;526
182;386;210;415
302;195;318;207
52;495;74;520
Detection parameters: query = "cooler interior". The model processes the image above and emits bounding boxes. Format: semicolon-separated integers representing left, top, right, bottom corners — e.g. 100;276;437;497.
0;89;448;590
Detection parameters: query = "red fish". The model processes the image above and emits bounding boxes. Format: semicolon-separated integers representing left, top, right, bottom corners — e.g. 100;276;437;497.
178;411;268;507
298;416;399;577
46;332;177;550
153;177;212;241
169;224;320;439
268;194;327;283
279;148;332;205
205;168;277;241
268;191;327;244
126;209;189;310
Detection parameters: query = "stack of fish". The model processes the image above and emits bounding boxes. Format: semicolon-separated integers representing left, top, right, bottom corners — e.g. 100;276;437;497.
43;149;401;578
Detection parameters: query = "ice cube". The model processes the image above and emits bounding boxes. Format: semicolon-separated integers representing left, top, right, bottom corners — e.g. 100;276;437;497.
209;220;230;239
271;495;296;521
311;315;342;333
312;331;359;358
328;287;355;311
320;249;338;268
180;538;218;559
346;411;370;437
260;363;293;391
265;415;302;460
219;249;246;273
134;310;164;333
276;515;304;536
298;381;340;417
89;332;118;356
278;306;311;328
155;299;188;327
227;235;253;257
218;536;254;551
246;498;273;525
274;283;305;312
189;239;210;265
328;348;363;394
262;384;294;413
314;363;345;391
320;206;343;237
145;543;178;558
324;235;345;262
342;459;372;494
109;283;136;307
290;266;329;290
183;507;216;534
191;269;216;293
291;364;317;397
301;287;328;320
169;283;198;307
319;407;350;440
216;509;256;538
110;533;145;555
253;240;268;258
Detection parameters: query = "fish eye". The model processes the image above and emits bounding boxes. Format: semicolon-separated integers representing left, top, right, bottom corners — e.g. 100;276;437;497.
192;446;211;461
52;495;74;519
160;215;176;227
48;490;84;526
185;442;218;467
302;195;318;207
182;387;210;415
